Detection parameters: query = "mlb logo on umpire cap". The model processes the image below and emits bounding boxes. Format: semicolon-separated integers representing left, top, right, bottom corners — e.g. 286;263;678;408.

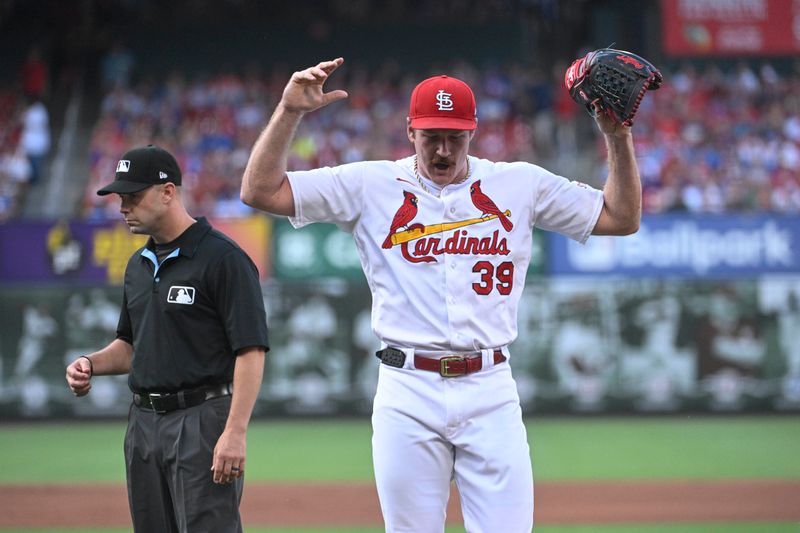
97;144;182;196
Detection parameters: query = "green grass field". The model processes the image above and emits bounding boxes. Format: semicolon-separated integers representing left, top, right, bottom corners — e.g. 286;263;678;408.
1;415;798;532
2;416;798;483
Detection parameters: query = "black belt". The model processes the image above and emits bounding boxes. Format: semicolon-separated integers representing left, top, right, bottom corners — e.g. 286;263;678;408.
133;383;232;414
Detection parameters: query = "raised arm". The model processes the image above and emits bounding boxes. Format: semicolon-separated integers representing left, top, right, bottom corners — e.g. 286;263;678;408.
240;58;349;216
591;111;642;236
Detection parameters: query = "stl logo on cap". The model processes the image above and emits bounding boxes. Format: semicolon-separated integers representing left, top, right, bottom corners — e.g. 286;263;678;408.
117;160;130;172
436;90;454;111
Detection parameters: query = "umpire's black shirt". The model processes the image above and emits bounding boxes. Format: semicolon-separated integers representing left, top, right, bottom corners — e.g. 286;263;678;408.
117;217;269;393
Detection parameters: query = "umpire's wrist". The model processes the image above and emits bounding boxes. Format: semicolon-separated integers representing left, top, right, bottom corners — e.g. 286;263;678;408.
79;356;94;377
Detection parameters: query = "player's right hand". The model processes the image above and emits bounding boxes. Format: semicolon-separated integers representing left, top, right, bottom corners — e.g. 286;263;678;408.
281;58;349;114
66;357;93;397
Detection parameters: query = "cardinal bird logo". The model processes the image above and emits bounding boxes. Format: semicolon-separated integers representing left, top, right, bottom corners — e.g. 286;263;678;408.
470;180;513;232
383;191;419;248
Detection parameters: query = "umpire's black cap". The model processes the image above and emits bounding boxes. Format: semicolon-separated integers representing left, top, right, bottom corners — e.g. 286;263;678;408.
97;144;182;196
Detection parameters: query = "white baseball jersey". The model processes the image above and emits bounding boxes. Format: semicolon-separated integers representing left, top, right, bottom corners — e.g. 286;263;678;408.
287;155;603;353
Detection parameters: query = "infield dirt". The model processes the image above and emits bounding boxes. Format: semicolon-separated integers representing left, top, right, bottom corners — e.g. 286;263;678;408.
2;479;800;528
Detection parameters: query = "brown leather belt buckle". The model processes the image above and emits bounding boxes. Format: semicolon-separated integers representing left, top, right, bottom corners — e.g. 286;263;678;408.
439;356;467;377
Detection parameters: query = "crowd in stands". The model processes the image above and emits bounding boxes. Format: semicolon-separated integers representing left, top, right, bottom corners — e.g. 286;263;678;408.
634;62;800;214
81;59;800;219
0;46;51;221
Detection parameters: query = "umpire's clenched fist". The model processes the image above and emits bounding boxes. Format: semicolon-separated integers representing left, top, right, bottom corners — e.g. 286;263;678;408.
66;356;93;396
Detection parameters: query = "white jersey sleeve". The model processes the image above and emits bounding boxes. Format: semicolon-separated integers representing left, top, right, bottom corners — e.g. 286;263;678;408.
529;165;604;244
287;162;367;233
487;160;603;244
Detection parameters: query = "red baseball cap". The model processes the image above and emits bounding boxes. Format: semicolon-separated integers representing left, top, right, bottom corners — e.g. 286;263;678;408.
409;75;477;130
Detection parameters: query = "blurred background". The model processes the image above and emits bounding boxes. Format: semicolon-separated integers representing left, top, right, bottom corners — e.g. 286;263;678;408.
1;0;799;421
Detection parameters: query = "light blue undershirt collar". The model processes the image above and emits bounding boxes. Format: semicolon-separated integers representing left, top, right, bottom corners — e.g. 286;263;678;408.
141;247;180;278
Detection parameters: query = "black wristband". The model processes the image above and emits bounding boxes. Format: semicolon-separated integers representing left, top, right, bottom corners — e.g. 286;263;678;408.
80;356;94;377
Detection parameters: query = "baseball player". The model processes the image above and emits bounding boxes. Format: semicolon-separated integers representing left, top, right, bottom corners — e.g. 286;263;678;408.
241;58;641;532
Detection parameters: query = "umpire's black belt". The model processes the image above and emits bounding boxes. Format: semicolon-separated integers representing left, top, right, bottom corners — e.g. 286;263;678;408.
133;383;232;414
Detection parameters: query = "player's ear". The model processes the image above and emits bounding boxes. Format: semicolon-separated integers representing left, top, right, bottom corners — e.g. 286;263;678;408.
406;118;415;143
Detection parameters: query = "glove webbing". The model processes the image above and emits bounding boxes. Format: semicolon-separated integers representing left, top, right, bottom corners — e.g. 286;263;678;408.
595;62;658;126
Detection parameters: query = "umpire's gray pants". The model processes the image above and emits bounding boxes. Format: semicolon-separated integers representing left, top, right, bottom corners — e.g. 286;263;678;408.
124;396;243;533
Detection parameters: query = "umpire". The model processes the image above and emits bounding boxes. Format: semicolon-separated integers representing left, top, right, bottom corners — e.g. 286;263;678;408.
66;145;269;533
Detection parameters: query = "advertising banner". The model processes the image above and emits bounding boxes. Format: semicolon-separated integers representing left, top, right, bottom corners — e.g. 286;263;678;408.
2;278;798;419
547;214;800;278
271;220;364;280
661;0;800;56
0;216;271;285
512;277;800;413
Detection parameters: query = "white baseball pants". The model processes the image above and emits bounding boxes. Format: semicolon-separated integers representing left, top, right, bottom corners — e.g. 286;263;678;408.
372;357;534;532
